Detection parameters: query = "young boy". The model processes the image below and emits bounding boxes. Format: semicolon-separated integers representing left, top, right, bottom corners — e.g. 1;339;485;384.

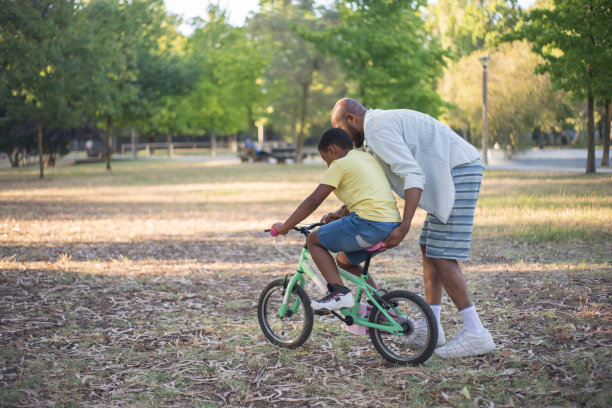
271;128;401;311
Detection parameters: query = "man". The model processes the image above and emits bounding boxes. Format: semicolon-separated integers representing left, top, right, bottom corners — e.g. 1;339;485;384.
327;98;495;358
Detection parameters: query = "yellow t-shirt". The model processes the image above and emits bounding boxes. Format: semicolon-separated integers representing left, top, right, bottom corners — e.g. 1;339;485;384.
320;149;401;223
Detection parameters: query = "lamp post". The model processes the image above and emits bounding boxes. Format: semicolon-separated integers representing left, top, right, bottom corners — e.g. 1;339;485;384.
479;55;491;165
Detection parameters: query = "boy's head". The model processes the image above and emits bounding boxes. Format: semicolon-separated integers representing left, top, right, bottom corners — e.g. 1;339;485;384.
318;128;353;166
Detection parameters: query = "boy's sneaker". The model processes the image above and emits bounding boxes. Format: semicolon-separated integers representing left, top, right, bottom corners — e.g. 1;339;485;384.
311;284;354;311
434;327;495;358
402;324;446;347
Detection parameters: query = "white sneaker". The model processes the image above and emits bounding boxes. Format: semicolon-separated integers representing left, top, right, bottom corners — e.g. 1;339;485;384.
434;327;495;358
311;285;354;311
402;324;446;347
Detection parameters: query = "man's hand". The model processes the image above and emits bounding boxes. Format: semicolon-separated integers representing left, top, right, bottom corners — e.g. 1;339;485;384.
382;225;409;249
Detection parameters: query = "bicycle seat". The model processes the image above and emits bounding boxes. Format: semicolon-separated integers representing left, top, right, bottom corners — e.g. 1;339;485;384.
366;241;386;252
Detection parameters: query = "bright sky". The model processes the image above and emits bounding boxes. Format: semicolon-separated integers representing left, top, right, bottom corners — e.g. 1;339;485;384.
164;0;260;33
164;0;537;35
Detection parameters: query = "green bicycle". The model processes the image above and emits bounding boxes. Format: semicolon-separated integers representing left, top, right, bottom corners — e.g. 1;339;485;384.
257;223;438;365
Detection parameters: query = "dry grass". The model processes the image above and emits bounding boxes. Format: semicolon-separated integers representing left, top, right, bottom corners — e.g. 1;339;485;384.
1;160;611;407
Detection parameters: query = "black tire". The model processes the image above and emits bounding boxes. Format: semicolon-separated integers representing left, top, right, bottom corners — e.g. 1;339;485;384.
257;278;314;349
368;290;438;365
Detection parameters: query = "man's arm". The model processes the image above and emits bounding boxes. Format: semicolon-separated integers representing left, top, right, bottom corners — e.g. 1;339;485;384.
273;184;335;234
365;120;425;192
382;187;422;249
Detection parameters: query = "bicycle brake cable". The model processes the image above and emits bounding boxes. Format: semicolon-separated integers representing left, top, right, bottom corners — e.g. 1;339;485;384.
272;236;294;257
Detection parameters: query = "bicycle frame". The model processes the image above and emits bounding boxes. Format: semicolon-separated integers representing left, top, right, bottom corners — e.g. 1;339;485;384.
279;246;405;335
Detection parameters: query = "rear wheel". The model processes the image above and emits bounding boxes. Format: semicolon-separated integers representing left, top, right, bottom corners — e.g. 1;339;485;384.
257;278;313;348
369;290;437;365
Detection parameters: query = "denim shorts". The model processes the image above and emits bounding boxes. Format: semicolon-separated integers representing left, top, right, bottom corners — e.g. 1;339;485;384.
317;212;400;265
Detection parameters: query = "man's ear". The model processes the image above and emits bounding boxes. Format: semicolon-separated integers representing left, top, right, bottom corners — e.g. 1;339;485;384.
346;113;354;124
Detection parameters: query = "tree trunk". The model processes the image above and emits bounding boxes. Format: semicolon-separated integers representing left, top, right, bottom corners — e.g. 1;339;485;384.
602;100;610;166
167;133;174;158
10;148;20;168
105;116;113;171
210;128;216;158
230;133;238;152
572;103;588;146
131;128;138;160
247;105;256;140
37;121;44;179
295;82;310;164
586;92;595;174
291;113;298;147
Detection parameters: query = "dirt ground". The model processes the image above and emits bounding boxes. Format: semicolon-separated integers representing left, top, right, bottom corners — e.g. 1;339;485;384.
1;162;610;407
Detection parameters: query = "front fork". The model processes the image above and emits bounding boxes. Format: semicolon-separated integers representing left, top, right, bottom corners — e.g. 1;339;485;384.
278;272;305;318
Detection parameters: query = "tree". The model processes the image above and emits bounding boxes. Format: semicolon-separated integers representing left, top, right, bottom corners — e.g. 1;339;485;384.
249;0;345;162
178;6;250;158
0;0;99;178
84;0;190;169
440;41;572;150
513;0;612;173
301;0;446;116
603;100;610;166
427;0;522;60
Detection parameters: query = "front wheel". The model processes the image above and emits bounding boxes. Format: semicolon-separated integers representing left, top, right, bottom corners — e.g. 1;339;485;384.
257;278;314;349
369;290;437;365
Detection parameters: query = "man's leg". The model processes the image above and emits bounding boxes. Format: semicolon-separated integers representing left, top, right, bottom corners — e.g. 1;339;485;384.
421;244;443;305
426;251;494;358
425;253;472;310
415;244;446;346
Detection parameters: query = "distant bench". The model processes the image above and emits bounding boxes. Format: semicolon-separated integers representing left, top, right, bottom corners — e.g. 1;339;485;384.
270;147;296;164
238;146;318;164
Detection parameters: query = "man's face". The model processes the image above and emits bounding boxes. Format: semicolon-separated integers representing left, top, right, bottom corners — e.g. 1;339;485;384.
332;117;364;148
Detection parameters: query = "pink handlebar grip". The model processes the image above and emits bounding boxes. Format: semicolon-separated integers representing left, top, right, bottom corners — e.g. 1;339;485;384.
270;227;279;237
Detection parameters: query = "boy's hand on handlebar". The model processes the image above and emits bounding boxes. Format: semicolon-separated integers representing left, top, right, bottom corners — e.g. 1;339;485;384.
271;222;288;235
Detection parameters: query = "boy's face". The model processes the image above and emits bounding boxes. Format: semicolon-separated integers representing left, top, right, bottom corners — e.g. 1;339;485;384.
319;144;348;166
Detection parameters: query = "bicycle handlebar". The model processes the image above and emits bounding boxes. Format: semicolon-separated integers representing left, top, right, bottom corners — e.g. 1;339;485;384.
265;222;324;237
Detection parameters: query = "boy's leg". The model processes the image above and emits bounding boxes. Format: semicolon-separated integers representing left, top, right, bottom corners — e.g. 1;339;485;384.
307;231;354;311
306;231;343;286
336;252;377;289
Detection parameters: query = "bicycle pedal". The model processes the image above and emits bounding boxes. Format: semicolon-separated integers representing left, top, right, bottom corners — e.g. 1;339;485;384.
314;310;331;316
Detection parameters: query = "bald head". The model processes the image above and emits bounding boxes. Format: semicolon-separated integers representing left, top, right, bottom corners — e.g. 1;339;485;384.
330;98;367;147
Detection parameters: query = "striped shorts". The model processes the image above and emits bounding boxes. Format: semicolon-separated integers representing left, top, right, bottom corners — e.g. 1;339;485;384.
419;159;483;260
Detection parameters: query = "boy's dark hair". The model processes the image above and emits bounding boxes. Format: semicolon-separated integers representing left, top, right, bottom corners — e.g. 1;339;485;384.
318;128;353;151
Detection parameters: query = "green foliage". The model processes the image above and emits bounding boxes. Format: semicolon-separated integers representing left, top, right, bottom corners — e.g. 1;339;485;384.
511;0;611;172
300;0;446;116
86;0;194;128
427;0;522;59
512;0;612;100
178;6;261;138
0;0;95;127
440;41;572;148
248;0;345;147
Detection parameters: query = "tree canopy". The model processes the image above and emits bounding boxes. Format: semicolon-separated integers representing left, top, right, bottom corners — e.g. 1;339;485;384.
1;0;609;174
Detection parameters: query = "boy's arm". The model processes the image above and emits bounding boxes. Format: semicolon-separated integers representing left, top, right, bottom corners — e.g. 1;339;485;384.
273;184;335;234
